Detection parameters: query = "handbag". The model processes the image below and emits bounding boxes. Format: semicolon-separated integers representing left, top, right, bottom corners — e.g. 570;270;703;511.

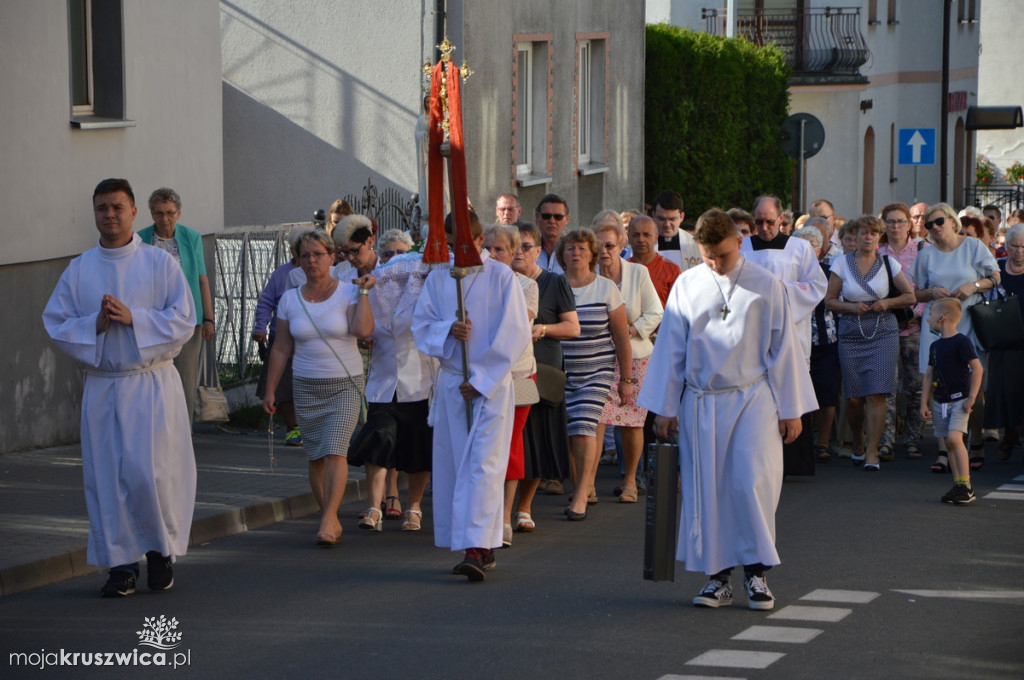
535;362;566;407
197;343;230;422
881;255;914;326
969;290;1024;350
296;290;368;427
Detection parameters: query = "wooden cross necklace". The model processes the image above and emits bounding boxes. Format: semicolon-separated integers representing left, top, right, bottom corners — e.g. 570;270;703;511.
710;258;744;320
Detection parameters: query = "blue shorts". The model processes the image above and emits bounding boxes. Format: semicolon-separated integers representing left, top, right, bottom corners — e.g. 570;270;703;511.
932;397;971;438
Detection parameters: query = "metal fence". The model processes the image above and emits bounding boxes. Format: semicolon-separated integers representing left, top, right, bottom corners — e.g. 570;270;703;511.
964;183;1024;215
214;181;416;384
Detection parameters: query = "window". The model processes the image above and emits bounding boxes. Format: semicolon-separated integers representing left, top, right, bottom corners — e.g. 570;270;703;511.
513;37;551;186
68;0;133;128
958;0;978;23
576;35;607;174
887;0;898;24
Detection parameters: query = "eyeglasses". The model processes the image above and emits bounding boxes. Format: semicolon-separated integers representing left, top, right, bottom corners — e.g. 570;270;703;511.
601;242;619;251
911;214;926;221
924;217;946;230
884;219;909;226
518;244;538;252
754;218;776;227
497;206;518;213
381;249;406;259
341;244;364;257
299;251;330;261
538;212;566;221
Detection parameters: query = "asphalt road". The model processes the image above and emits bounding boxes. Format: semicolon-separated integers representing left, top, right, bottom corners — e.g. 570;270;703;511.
2;453;1023;680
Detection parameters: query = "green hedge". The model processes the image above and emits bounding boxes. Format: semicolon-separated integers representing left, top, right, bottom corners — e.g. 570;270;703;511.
645;24;792;214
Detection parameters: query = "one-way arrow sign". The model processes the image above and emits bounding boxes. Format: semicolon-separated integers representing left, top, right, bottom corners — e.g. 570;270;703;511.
899;128;935;165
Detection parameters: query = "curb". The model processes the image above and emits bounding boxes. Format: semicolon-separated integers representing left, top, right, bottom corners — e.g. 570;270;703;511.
0;477;375;598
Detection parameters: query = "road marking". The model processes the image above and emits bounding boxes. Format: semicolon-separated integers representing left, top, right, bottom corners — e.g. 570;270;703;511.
657;675;746;680
800;589;879;604
732;625;822;644
1014;475;1024;482
982;492;1024;501
894;589;1024;601
768;605;851;622
685;650;785;669
996;484;1024;492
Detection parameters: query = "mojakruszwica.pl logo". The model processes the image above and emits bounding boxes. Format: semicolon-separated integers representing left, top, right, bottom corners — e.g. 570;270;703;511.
8;615;191;670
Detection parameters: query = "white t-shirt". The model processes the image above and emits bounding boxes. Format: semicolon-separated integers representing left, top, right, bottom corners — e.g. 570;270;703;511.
278;283;363;379
830;252;902;302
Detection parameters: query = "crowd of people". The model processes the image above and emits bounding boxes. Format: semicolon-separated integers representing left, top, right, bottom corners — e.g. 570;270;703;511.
45;178;1023;607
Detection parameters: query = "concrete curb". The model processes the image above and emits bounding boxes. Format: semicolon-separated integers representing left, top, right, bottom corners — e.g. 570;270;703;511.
0;477;374;598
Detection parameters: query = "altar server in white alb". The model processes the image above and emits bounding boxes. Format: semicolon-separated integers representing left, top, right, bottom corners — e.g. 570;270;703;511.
412;211;531;581
638;208;817;611
43;178;197;598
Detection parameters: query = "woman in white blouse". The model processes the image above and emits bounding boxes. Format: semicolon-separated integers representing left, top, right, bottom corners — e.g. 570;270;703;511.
590;211;663;502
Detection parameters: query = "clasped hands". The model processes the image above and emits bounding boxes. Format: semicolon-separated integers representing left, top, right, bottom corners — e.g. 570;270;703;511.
96;294;132;333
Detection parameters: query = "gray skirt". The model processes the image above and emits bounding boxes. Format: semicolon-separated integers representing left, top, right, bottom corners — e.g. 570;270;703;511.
293;375;365;461
838;312;899;399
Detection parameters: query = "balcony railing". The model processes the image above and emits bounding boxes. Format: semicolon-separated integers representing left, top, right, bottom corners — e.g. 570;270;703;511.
703;6;869;76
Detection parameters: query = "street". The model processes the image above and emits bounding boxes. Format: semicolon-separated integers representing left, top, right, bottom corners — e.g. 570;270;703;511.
2;447;1023;680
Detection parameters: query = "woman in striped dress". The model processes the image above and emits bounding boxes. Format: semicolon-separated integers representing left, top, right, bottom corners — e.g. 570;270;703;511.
558;229;633;520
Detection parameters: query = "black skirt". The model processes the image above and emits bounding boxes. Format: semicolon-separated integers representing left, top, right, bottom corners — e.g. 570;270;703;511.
522;399;570;481
348;398;433;474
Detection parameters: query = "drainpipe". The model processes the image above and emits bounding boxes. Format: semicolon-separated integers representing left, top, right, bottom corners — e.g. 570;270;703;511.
940;0;950;202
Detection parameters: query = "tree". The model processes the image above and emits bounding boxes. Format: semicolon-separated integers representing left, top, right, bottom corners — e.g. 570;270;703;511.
646;25;792;213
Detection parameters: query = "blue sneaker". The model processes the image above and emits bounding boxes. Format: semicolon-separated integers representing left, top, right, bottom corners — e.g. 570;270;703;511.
285;427;302;446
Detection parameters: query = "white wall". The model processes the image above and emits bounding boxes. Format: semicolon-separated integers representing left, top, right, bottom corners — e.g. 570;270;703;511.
221;0;425;226
0;0;224;266
977;1;1024;174
0;0;223;453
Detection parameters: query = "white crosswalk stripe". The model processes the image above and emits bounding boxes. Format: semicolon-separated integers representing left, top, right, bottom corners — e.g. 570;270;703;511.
685;649;785;669
800;588;879;604
732;625;823;643
768;605;852;622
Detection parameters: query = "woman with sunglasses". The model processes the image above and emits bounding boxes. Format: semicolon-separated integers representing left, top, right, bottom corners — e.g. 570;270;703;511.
910;203;1000;473
590;211;663;503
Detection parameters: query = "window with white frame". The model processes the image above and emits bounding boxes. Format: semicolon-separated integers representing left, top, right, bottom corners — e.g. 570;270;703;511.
576;37;606;173
514;39;550;185
69;0;93;115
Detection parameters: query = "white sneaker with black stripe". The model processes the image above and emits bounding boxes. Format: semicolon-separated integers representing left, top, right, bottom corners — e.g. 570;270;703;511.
744;573;775;610
693;577;733;608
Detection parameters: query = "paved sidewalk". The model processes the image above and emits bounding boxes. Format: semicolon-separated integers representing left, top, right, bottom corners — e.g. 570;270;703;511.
0;427;374;597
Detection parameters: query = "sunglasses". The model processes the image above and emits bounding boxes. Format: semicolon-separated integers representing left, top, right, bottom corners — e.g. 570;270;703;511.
924;217;946;230
754;218;776;227
539;212;566;221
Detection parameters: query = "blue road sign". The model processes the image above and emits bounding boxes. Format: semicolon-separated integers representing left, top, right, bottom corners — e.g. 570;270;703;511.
898;128;936;165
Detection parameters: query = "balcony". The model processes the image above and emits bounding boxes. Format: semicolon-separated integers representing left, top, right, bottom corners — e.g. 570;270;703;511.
702;6;869;84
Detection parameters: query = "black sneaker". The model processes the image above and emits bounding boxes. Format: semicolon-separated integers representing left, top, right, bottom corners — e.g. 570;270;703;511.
940;484;960;504
100;570;136;598
950;485;976;505
744;573;775;610
146;551;174;591
693;577;733;608
454;548;495;581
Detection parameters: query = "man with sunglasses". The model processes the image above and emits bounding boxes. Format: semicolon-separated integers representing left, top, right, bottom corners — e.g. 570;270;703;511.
535;193;571;274
740;195;828;476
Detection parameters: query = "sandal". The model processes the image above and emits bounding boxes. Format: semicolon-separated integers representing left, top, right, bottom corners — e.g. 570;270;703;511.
514;511;535;533
815;445;831;463
384;496;403;520
618;486;638;503
401;509;422;531
588;487;598;505
502;523;513;548
930;455;949;474
969;457;984;471
906;442;922;459
878;443;894;462
359;507;383;532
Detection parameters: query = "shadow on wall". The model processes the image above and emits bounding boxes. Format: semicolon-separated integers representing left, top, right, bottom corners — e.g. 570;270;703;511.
220;2;418;226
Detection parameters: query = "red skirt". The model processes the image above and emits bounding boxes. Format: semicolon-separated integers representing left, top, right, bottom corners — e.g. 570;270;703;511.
506;404;532;480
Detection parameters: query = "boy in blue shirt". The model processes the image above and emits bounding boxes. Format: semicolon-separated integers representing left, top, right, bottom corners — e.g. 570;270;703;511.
920;298;983;505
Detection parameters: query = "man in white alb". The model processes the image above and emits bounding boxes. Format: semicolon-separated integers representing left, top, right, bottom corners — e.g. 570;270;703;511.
413;211;531;580
43;178;197;598
638;208;817;610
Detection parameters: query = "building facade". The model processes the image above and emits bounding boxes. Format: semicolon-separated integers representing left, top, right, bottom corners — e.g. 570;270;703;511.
221;0;646;229
649;0;981;218
0;0;224;453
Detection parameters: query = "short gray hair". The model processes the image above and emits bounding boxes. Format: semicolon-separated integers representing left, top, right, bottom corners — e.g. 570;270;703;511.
1006;223;1024;244
484;223;521;252
377;229;413;251
793;226;822;250
148;187;181;211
